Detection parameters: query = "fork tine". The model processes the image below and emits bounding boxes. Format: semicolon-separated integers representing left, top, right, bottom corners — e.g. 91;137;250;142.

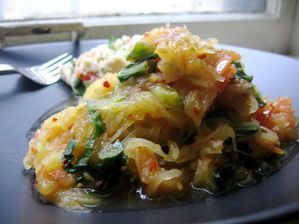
46;67;61;77
39;53;69;71
39;55;73;74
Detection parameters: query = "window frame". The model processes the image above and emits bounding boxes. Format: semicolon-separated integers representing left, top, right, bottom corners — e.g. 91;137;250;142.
0;0;297;54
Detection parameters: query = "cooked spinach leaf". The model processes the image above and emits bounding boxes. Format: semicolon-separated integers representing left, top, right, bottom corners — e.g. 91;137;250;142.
150;85;184;108
232;61;266;108
127;41;155;62
73;79;86;96
204;110;260;141
232;121;260;141
62;110;126;193
62;138;76;171
232;122;260;135
232;61;253;82
99;140;123;160
251;84;266;107
118;54;158;82
89;109;106;137
63;111;106;173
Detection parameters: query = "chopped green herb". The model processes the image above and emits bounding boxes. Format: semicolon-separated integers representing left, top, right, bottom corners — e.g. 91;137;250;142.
99;140;123;160
232;121;260;140
62;138;76;171
73;79;86;96
74;139;96;168
89;110;106;138
63;111;106;173
64;139;126;193
118;54;158;82
150;85;184;108
118;61;149;82
251;84;266;107
204;110;260;141
127;42;155;62
232;62;265;108
232;61;253;82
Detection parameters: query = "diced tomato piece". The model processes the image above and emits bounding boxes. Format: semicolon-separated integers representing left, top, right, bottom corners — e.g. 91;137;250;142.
253;107;275;129
80;71;96;81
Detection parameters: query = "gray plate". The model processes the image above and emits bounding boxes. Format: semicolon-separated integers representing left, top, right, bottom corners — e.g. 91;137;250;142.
0;41;299;224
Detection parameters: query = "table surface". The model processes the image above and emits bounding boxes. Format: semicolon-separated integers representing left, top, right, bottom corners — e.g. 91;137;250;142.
0;41;299;224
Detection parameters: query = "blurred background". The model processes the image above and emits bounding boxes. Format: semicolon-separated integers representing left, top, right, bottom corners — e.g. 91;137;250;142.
0;0;298;57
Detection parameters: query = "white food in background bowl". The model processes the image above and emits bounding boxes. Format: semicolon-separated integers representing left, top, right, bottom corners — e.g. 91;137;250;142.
60;35;142;89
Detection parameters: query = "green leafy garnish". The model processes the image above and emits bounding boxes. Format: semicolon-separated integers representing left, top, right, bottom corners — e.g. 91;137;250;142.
73;139;96;170
127;42;155;62
62;138;76;171
118;54;158;82
204;110;260;141
118;61;149;82
251;84;266;107
63;110;106;173
73;79;86;96
89;110;106;137
150;85;184;108
232;61;266;108
74;111;106;170
62;110;126;193
232;121;260;140
232;61;253;82
99;140;123;160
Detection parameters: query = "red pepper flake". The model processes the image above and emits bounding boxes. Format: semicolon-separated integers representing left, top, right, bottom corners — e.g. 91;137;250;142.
52;117;57;122
154;57;161;62
192;105;201;114
103;80;110;88
198;54;207;59
149;161;158;172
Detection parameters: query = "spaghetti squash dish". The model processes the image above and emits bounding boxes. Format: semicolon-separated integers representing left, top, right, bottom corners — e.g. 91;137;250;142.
24;26;298;210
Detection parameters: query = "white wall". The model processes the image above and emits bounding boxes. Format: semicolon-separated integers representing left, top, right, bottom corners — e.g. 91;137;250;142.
290;1;299;57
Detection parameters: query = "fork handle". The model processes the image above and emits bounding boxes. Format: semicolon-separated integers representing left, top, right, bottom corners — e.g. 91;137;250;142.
0;64;19;75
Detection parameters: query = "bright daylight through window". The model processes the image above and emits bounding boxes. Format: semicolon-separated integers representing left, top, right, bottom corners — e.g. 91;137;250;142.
0;0;266;21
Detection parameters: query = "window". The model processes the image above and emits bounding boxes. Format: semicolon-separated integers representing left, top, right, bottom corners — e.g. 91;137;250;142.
0;0;297;55
0;0;267;21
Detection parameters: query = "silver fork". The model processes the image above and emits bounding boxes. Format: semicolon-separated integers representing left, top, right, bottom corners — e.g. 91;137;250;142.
0;53;74;85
